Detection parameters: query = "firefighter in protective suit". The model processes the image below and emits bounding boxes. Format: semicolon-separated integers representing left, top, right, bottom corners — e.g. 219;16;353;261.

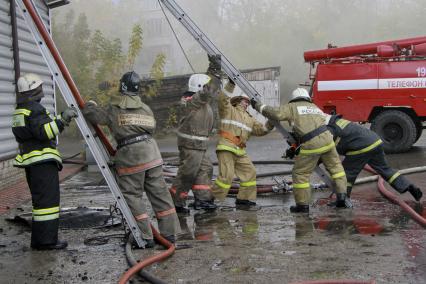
252;88;348;213
326;114;423;201
170;55;221;214
12;73;78;250
211;78;274;209
83;71;180;247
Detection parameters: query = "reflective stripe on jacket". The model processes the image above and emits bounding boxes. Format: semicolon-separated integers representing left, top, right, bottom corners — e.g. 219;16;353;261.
258;100;334;155
217;83;270;154
176;88;214;150
327;116;383;156
82;94;162;175
12;102;64;168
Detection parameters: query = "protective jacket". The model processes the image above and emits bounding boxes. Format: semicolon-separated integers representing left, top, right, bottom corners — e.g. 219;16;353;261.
257;100;334;155
327;115;382;156
12;101;65;169
83;94;162;176
217;83;271;156
177;86;214;150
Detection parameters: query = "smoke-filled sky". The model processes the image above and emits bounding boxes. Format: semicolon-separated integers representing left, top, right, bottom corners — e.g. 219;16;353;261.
52;0;426;97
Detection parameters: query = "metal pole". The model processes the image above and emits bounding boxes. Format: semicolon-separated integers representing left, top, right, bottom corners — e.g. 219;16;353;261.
10;0;20;88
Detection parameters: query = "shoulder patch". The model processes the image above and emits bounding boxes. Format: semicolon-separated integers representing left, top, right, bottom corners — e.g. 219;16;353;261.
118;114;156;128
296;105;324;115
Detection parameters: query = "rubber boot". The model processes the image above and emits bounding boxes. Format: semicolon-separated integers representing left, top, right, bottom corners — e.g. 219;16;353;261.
290;204;309;213
347;187;352;198
175;206;190;215
163;235;175;244
408;185;423;201
143;239;155;248
235;199;258;210
194;199;217;211
335;193;352;208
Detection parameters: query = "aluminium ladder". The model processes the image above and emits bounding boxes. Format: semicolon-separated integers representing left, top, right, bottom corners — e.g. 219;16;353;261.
15;0;146;247
159;0;334;188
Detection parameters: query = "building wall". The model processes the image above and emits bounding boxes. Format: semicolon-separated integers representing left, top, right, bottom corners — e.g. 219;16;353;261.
138;0;187;76
0;0;54;190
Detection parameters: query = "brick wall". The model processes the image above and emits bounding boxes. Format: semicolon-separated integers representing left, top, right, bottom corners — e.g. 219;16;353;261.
0;158;25;191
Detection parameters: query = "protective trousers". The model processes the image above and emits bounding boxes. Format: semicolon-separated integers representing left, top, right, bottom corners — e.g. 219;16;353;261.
117;166;181;240
25;162;60;246
212;151;257;201
342;145;411;194
292;147;347;205
170;147;214;207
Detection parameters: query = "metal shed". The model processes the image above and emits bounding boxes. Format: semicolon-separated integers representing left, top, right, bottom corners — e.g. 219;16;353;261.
0;0;68;189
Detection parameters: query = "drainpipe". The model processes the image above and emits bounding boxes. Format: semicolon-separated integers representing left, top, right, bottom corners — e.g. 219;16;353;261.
10;0;20;91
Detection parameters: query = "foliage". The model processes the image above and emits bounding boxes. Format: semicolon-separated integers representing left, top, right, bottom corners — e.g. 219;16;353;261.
127;24;144;69
165;107;178;129
52;10;166;137
146;53;166;97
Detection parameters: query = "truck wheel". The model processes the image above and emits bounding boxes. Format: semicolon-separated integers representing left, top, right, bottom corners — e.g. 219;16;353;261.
371;110;416;153
414;120;423;143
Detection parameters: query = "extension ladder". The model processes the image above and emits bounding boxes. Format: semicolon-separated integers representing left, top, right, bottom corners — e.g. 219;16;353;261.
159;0;334;188
15;0;146;247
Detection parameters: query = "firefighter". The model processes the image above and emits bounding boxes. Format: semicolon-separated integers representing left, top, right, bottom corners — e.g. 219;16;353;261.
12;73;78;250
211;77;274;209
83;71;180;247
251;88;348;213
169;55;221;214
326;114;423;201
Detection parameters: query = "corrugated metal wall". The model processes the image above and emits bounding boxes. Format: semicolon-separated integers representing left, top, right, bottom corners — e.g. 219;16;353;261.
0;0;54;161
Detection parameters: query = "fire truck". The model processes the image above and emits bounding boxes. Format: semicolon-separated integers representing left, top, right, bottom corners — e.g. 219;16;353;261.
305;36;426;153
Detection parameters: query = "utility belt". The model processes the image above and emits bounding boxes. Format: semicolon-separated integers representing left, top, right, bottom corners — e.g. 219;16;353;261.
300;125;328;144
117;134;151;149
219;130;246;148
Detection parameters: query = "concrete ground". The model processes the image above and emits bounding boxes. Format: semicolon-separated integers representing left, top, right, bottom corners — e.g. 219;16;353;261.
0;133;425;284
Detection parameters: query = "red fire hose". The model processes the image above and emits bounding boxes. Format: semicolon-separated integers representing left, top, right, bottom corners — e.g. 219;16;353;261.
289;280;375;284
118;225;175;284
364;166;426;228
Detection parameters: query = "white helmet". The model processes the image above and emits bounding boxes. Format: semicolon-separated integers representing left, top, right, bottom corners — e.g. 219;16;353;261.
17;73;43;93
290;87;311;102
188;74;211;93
230;93;250;105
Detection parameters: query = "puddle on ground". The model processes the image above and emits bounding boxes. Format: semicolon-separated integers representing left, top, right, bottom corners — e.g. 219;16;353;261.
7;207;121;229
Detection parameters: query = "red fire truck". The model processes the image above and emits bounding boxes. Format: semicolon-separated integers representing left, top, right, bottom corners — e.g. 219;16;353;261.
305;36;426;153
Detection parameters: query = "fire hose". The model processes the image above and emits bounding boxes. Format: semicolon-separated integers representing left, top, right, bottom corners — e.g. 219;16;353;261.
118;225;175;284
289;280;376;284
363;165;426;228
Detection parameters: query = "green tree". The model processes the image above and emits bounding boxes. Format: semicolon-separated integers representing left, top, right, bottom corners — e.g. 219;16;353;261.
127;24;143;69
146;53;166;97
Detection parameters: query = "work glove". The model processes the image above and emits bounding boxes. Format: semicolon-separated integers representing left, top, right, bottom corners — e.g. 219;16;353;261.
227;76;235;86
284;146;297;159
208;54;222;78
61;106;78;126
250;98;258;110
265;120;275;131
208;54;221;70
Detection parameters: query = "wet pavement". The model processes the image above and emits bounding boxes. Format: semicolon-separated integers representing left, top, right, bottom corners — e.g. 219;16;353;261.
0;133;425;283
